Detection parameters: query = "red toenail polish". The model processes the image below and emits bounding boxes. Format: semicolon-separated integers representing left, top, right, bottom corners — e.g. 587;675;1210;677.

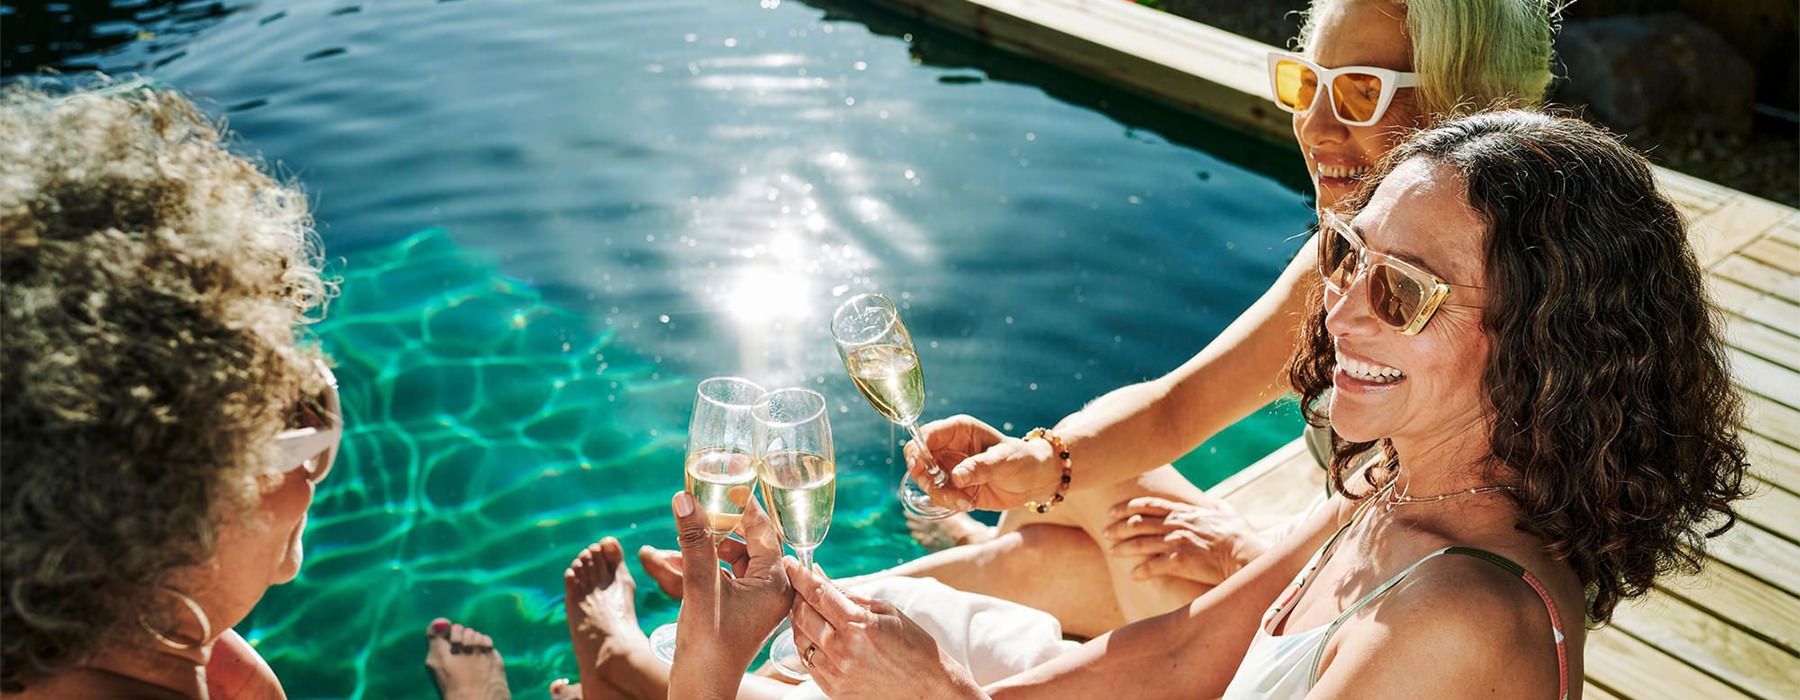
430;619;451;634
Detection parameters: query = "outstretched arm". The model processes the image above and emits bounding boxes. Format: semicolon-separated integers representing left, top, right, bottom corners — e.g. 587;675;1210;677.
918;243;1318;510
1043;241;1318;490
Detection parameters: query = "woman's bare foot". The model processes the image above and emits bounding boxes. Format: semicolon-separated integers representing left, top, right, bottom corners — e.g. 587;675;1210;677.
907;511;996;551
548;678;581;700
566;538;668;700
636;546;685;600
425;618;511;700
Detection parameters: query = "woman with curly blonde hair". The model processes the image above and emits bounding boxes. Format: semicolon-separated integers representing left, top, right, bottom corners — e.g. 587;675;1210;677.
0;82;359;698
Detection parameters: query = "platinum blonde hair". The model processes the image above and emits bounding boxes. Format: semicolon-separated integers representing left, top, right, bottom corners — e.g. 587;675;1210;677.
1296;0;1560;120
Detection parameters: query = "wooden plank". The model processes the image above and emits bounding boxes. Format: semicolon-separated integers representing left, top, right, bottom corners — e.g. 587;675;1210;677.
1210;438;1304;497
1611;588;1800;699
1739;474;1800;541
1582;681;1626;700
1657;166;1737;227
1688;194;1794;267
1730;347;1800;409
1778;275;1800;306
1742;237;1800;275
1746;433;1800;497
1742;286;1800;328
1584;625;1757;700
1656;554;1800;655
1212;439;1322;534
1710;275;1766;317
1729;318;1800;369
1745;393;1800;450
868;0;1294;142
1709;520;1800;598
1769;213;1800;248
1713;254;1793;292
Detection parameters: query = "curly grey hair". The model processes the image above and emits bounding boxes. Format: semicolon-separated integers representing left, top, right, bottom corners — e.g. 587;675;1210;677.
1;81;328;685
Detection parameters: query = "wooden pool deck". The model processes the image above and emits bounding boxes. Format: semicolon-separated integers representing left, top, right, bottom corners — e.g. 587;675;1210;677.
851;0;1800;696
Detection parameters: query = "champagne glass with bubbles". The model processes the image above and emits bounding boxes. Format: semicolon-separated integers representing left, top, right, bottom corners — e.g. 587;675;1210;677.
648;376;765;663
755;387;836;681
753;387;835;570
831;293;957;519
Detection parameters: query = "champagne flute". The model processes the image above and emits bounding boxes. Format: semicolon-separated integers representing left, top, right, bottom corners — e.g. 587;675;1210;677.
830;293;958;519
683;376;766;540
754;387;835;680
648;376;765;663
753;387;835;570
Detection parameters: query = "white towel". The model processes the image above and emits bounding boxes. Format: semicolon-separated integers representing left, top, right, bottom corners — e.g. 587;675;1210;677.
779;576;1079;699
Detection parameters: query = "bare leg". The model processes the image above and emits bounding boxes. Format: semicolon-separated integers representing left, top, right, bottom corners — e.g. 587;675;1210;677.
1044;465;1215;622
425;618;512;700
637;466;1212;634
880;521;1125;638
564;538;664;700
568;540;794;700
894;465;1216;628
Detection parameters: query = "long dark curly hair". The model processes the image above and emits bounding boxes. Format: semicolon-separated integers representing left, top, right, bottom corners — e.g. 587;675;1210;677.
1;82;327;685
1286;110;1749;623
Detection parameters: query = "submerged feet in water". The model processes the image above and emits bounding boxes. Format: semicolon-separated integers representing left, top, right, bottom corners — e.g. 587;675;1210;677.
563;538;668;700
907;511;996;551
424;618;511;700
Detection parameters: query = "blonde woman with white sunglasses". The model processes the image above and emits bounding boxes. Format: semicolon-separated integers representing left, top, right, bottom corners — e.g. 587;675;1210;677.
854;0;1567;637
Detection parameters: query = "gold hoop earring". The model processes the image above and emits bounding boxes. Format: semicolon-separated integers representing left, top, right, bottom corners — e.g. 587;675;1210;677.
138;588;212;651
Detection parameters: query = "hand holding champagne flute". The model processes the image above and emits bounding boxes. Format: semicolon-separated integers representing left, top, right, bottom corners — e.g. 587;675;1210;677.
685;377;766;539
830;293;961;519
754;387;836;681
650;376;765;662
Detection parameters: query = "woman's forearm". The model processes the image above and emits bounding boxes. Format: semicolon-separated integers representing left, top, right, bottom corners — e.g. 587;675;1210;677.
1053;245;1317;490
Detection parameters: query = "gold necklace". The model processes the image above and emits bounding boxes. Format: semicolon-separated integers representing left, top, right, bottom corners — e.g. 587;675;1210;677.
1385;483;1518;507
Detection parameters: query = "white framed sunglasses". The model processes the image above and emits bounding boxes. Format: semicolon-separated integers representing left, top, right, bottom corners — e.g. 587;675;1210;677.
273;360;341;484
1267;52;1419;127
1317;210;1483;335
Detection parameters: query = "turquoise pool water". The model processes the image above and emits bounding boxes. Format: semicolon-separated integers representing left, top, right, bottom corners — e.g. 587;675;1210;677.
11;0;1313;696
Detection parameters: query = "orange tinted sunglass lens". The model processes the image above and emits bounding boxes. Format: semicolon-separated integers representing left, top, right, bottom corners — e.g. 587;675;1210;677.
1371;263;1427;328
1275;60;1318;111
1330;72;1385;123
1319;223;1358;290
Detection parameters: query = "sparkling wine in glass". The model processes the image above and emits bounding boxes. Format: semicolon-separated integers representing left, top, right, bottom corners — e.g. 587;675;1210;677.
754;387;835;680
753;387;836;569
830;293;957;519
684;376;766;539
649;376;765;663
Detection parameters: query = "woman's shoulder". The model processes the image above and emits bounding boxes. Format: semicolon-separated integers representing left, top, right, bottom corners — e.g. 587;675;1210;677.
1317;550;1571;698
207;630;286;700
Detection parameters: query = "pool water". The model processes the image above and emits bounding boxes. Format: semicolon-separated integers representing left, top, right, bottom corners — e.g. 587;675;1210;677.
10;0;1314;696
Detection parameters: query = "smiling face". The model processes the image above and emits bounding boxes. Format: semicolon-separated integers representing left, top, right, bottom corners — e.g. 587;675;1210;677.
1297;0;1424;210
1326;157;1491;445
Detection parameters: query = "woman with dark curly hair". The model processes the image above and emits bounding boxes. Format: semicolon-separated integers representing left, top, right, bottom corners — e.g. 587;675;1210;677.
711;109;1752;699
0;82;503;699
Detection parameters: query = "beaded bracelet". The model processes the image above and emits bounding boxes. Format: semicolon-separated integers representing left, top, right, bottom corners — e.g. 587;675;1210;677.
1023;427;1073;514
